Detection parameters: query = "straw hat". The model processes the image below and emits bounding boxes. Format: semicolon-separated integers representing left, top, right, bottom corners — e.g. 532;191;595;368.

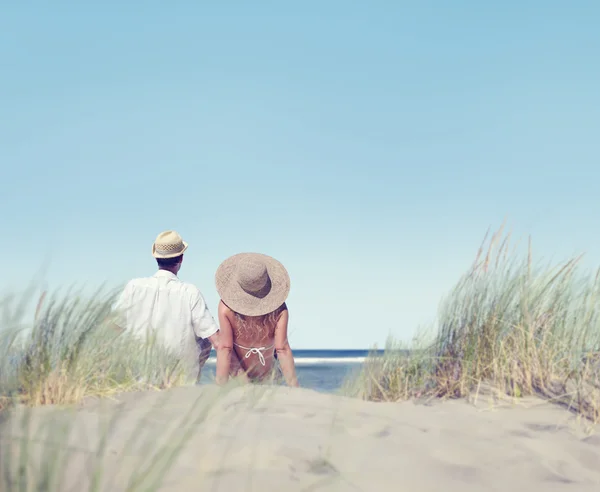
152;230;188;259
215;253;290;316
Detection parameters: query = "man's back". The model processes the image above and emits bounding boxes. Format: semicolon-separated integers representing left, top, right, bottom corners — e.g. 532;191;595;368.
115;270;218;372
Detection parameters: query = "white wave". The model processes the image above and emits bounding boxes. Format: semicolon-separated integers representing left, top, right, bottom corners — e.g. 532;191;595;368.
203;356;367;365
294;357;366;365
294;357;366;364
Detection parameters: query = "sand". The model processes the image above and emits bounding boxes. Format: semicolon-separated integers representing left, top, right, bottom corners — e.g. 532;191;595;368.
1;385;599;491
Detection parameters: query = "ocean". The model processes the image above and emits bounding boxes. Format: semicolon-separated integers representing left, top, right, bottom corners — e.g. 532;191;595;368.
201;349;384;392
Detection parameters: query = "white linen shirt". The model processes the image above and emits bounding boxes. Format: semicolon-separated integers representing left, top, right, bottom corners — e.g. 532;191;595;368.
114;270;218;372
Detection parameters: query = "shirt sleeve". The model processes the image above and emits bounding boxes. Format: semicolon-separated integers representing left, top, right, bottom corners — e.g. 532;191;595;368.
191;290;219;339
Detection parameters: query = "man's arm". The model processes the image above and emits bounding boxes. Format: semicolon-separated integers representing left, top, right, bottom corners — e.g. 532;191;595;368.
197;336;213;377
273;307;299;387
191;291;238;384
190;289;221;370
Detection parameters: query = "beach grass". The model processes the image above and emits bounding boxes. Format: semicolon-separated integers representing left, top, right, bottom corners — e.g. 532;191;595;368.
0;286;194;412
2;225;600;489
0;288;260;490
345;226;600;423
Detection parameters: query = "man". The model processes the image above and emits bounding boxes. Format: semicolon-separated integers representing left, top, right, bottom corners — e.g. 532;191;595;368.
113;230;231;382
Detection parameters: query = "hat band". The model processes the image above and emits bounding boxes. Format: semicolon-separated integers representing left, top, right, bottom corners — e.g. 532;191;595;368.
155;242;184;254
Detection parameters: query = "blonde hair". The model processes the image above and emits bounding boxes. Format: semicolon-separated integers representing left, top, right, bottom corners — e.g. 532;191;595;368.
232;303;287;341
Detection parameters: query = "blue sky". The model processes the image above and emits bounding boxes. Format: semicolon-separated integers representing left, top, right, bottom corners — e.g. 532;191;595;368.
1;2;599;348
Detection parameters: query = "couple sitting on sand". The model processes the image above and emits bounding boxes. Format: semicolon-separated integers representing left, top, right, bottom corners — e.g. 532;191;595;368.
114;230;299;387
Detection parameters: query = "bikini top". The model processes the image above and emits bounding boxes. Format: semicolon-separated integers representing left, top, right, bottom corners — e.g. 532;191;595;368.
233;342;274;366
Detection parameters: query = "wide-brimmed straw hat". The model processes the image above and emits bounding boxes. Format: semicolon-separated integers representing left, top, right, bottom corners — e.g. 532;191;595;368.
215;252;290;317
152;230;188;259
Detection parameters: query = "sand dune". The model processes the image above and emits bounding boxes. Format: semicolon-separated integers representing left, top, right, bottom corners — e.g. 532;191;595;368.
1;385;599;491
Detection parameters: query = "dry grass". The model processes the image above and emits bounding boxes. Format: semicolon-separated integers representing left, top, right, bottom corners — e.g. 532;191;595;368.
347;226;600;423
0;286;192;411
0;287;252;491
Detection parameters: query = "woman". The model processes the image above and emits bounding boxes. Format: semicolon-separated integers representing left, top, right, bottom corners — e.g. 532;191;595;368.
214;252;299;387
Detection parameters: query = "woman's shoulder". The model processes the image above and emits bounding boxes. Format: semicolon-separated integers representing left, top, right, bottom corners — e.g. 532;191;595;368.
218;300;234;316
275;303;288;319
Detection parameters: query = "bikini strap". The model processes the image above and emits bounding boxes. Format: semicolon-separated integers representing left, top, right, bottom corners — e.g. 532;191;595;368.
233;343;275;366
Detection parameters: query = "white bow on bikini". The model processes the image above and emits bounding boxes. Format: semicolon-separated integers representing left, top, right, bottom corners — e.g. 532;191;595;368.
234;343;274;366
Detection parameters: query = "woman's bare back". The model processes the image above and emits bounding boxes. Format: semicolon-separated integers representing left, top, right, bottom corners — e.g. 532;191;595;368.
221;301;286;380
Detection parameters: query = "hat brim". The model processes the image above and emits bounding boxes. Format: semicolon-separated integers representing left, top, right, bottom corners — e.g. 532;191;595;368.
215;252;290;317
152;241;188;259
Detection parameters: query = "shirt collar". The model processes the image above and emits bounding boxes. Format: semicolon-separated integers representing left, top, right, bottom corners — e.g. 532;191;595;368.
153;270;179;280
